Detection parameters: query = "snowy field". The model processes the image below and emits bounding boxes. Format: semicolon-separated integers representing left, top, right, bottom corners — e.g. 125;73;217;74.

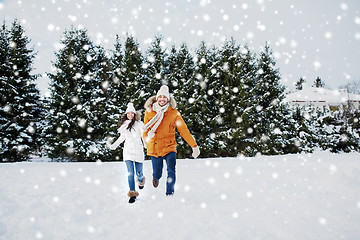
1;150;360;240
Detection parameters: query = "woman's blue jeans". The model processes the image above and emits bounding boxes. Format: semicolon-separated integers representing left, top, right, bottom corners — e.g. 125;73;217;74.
151;152;176;195
125;160;144;191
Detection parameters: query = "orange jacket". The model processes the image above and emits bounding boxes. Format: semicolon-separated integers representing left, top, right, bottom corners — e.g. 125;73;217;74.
143;96;197;157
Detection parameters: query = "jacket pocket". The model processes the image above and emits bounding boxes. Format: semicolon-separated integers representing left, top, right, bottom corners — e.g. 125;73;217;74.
165;138;177;149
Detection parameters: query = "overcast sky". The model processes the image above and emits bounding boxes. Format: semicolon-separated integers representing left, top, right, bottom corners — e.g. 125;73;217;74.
1;0;359;96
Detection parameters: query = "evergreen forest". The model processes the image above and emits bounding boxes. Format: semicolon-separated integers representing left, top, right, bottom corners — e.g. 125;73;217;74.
1;21;359;162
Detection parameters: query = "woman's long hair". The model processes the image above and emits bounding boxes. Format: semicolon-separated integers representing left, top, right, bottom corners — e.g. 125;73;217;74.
117;113;136;131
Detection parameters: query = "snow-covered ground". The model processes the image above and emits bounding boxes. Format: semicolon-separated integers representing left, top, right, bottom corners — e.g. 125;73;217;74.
1;150;360;240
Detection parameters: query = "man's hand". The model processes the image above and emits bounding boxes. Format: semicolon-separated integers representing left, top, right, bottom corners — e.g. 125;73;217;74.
192;146;200;158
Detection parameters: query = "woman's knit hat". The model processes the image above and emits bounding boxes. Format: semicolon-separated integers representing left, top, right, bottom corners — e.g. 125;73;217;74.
125;103;136;114
156;85;170;100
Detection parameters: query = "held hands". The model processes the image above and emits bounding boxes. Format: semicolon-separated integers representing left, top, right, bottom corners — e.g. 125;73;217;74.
192;146;200;159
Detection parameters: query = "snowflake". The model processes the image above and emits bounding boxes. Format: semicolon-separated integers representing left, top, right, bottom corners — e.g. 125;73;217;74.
203;14;211;21
9;41;17;48
163;17;171;25
155;73;161;79
71;96;80;104
313;61;321;69
318;217;327;225
35;232;44;239
101;81;109;89
147;56;155;63
340;3;348;10
4;104;12;113
86;55;93;62
246;191;253;198
86;209;92;215
66;147;74;155
324;32;332;40
273;128;282;134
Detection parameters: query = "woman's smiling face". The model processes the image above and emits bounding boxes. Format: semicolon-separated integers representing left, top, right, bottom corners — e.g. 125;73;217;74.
127;112;135;120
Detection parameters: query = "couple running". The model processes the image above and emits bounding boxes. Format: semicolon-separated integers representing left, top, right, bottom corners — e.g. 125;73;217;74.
109;85;200;203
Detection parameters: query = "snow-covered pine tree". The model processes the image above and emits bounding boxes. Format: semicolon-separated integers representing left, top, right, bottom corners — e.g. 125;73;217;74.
295;77;306;90
323;107;359;153
246;43;295;156
167;43;198;158
0;23;11;161
216;41;259;156
214;39;240;156
120;35;146;107
144;35;168;96
106;35;145;160
166;45;181;91
307;106;338;151
0;20;43;162
347;108;360;151
287;105;315;153
295;103;359;153
192;42;221;157
91;46;114;161
313;77;325;88
105;35;125;160
45;27;111;161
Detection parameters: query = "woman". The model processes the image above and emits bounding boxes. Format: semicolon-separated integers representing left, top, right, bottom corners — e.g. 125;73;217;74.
109;103;146;203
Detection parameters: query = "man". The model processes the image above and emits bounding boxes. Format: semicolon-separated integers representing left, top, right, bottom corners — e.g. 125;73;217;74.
143;85;200;195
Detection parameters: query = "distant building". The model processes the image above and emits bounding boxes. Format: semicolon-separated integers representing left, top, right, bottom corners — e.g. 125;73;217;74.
284;85;360;111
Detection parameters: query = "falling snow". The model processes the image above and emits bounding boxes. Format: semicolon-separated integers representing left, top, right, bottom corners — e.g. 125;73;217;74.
0;0;359;95
1;0;360;238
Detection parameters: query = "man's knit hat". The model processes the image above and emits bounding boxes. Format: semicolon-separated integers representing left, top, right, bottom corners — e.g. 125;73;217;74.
125;102;136;114
156;85;170;100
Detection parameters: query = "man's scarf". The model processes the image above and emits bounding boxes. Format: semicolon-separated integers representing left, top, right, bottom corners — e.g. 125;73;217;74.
143;102;170;139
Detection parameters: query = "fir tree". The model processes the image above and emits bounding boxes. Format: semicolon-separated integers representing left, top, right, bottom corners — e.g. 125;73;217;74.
144;35;168;96
245;43;295;156
120;35;146;107
106;35;145;160
313;76;325;88
295;77;306;90
347;108;360;151
218;42;259;156
45;27;111;161
192;42;221;157
323;108;360;153
215;39;240;156
288;105;315;152
167;43;198;158
0;20;43;162
166;45;180;90
105;35;125;160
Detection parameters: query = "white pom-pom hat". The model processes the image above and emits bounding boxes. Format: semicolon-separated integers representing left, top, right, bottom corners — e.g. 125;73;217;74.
156;85;170;100
125;102;136;114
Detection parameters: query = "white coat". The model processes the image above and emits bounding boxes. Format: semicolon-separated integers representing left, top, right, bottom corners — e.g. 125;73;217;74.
110;120;145;163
